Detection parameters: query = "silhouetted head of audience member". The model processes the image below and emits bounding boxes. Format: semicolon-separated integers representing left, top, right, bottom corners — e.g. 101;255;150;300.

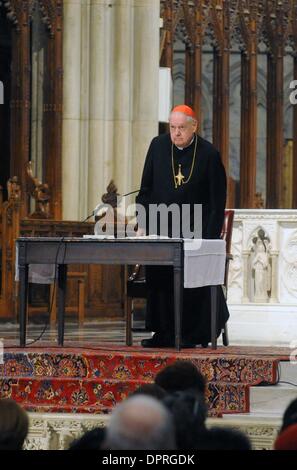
130;383;167;401
155;360;206;395
68;427;105;450
196;426;252;450
274;423;297;450
103;394;176;450
0;399;29;450
163;390;208;449
280;398;297;433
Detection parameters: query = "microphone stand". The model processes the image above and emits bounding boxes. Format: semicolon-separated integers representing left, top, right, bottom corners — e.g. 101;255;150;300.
82;188;142;223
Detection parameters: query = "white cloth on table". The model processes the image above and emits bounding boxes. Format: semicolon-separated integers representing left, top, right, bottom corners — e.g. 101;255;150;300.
183;239;226;288
15;245;55;284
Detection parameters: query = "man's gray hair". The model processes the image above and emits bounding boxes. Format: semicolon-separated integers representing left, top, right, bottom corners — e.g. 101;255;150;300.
169;110;197;124
103;394;176;450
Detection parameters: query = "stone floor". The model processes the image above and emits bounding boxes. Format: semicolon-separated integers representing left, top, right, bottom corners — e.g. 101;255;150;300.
0;318;148;347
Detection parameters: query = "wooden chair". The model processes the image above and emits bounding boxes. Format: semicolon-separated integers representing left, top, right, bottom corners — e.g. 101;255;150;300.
125;209;235;348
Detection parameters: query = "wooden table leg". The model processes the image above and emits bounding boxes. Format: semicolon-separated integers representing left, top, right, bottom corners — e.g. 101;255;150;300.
124;266;133;346
19;264;29;347
174;264;183;351
78;279;85;327
57;264;67;346
50;283;57;327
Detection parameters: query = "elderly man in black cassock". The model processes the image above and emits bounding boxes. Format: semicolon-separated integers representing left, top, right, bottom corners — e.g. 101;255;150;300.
136;104;229;348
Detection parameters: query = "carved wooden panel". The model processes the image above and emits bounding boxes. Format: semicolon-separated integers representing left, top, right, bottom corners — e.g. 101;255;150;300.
5;2;30;217
0;179;22;317
3;0;62;219
160;0;297;209
39;0;63;219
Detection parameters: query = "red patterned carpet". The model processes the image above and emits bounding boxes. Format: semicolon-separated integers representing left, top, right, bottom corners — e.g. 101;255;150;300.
0;344;290;416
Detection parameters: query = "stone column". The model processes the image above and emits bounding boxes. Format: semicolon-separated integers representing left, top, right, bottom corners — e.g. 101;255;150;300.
239;49;257;208
242;250;250;303
266;52;284;208
88;0;115;214
62;0;82;219
131;0;159;191
270;251;279;303
112;0;134;195
78;0;91;220
87;0;159;215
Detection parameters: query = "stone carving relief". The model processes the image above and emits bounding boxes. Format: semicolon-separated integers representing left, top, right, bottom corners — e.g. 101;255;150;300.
24;411;279;450
24;413;109;450
228;223;243;303
281;230;297;299
227;210;297;307
24;436;47;450
248;228;272;303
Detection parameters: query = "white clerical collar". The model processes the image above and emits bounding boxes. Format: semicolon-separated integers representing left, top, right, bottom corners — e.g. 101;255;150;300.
175;135;195;150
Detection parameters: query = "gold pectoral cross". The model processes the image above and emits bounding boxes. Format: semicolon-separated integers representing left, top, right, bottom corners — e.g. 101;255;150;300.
175;164;185;187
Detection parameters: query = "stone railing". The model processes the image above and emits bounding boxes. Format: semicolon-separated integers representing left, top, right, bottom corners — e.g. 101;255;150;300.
228;209;297;306
23;412;279;450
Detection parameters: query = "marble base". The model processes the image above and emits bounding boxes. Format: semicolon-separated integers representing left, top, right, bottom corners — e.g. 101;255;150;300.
227;304;297;346
250;383;297;415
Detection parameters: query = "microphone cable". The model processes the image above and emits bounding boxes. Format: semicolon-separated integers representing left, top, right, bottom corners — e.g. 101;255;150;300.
25;237;67;346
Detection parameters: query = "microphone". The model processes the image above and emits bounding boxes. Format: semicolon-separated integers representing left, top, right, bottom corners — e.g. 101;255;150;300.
122;188;143;197
82;187;148;222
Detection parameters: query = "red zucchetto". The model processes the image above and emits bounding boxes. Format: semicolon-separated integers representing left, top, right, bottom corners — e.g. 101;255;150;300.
171;104;197;121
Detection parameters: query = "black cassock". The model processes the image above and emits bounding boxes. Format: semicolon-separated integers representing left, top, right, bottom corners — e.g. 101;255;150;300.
136;133;229;345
